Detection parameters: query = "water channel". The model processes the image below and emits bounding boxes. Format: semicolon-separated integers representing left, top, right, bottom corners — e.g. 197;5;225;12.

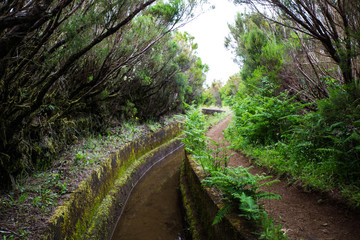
111;145;187;240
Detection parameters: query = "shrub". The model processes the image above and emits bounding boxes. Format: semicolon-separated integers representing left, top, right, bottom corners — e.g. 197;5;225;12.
284;87;360;184
226;86;360;205
203;167;281;224
229;92;307;146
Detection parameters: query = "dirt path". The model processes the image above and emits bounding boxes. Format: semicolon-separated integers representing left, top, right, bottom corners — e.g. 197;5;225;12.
207;115;360;240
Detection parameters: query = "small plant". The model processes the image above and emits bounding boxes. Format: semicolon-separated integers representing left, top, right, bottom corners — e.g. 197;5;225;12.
17;193;28;205
208;139;233;172
74;151;86;166
2;229;29;240
34;186;57;213
33;196;41;208
122;121;137;134
6;193;28;207
7;194;16;206
202;167;286;239
146;121;161;132
182;106;207;153
47;171;60;185
202;166;281;223
259;212;287;240
56;178;68;195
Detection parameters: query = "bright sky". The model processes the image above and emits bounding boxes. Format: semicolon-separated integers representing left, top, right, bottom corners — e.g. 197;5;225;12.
180;0;246;86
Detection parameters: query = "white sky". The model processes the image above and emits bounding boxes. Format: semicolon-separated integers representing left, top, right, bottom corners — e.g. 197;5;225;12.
180;0;246;87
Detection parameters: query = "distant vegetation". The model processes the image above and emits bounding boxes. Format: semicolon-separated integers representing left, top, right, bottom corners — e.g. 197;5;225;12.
0;0;208;189
221;1;360;206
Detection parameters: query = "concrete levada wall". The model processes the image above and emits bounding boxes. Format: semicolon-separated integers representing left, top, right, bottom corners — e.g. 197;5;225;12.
45;122;184;240
180;155;259;240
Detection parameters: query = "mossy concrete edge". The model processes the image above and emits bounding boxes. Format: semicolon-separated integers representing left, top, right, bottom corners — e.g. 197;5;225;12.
180;154;258;240
45;122;183;240
179;162;204;240
85;136;185;239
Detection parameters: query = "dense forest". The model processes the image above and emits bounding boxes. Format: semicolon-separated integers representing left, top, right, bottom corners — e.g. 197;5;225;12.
219;0;360;206
0;0;209;189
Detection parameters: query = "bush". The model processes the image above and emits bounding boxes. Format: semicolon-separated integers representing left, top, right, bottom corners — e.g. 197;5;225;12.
229;92;306;146
283;88;360;184
203;167;281;224
226;87;360;205
182;106;207;155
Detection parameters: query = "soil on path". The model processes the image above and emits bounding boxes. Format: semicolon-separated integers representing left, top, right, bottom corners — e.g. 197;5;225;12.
207;115;360;240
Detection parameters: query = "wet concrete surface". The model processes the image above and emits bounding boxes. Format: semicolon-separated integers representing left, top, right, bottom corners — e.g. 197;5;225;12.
111;146;186;240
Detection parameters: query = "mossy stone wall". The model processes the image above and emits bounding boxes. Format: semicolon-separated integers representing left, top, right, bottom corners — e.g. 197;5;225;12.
45;122;183;240
180;155;258;240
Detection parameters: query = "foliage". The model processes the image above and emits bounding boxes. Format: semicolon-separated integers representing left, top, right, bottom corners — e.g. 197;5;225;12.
182;106;286;239
0;0;209;189
199;88;217;106
259;212;288;240
182;106;216;174
224;8;360;206
225;13;286;95
145;120;162;132
208;139;232;172
203;167;281;223
229;92;308;145
233;0;360;87
182;106;231;174
283;88;360;185
182;106;207;155
226;87;360;206
200;81;223;106
219;74;243;105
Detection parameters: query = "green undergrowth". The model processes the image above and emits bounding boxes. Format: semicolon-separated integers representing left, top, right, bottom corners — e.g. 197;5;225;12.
0;115;179;240
225;89;360;208
225;134;360;208
182;106;287;239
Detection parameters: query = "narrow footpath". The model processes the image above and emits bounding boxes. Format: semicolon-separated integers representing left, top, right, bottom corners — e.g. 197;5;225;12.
207;115;360;240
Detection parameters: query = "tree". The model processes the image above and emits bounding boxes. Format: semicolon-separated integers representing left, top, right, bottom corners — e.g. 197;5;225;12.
225;13;287;96
233;0;360;87
0;0;208;189
220;74;242;104
205;80;223;106
174;32;208;104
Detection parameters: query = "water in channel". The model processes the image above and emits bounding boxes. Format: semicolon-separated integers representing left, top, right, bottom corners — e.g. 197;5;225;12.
111;146;186;240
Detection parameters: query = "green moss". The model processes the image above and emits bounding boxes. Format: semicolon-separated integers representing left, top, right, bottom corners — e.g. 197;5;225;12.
45;122;184;239
86;136;185;238
85;148;157;238
180;162;202;240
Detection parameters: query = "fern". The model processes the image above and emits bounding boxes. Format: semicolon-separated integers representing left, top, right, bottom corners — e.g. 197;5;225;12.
212;204;233;225
183;106;286;238
203;167;281;223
